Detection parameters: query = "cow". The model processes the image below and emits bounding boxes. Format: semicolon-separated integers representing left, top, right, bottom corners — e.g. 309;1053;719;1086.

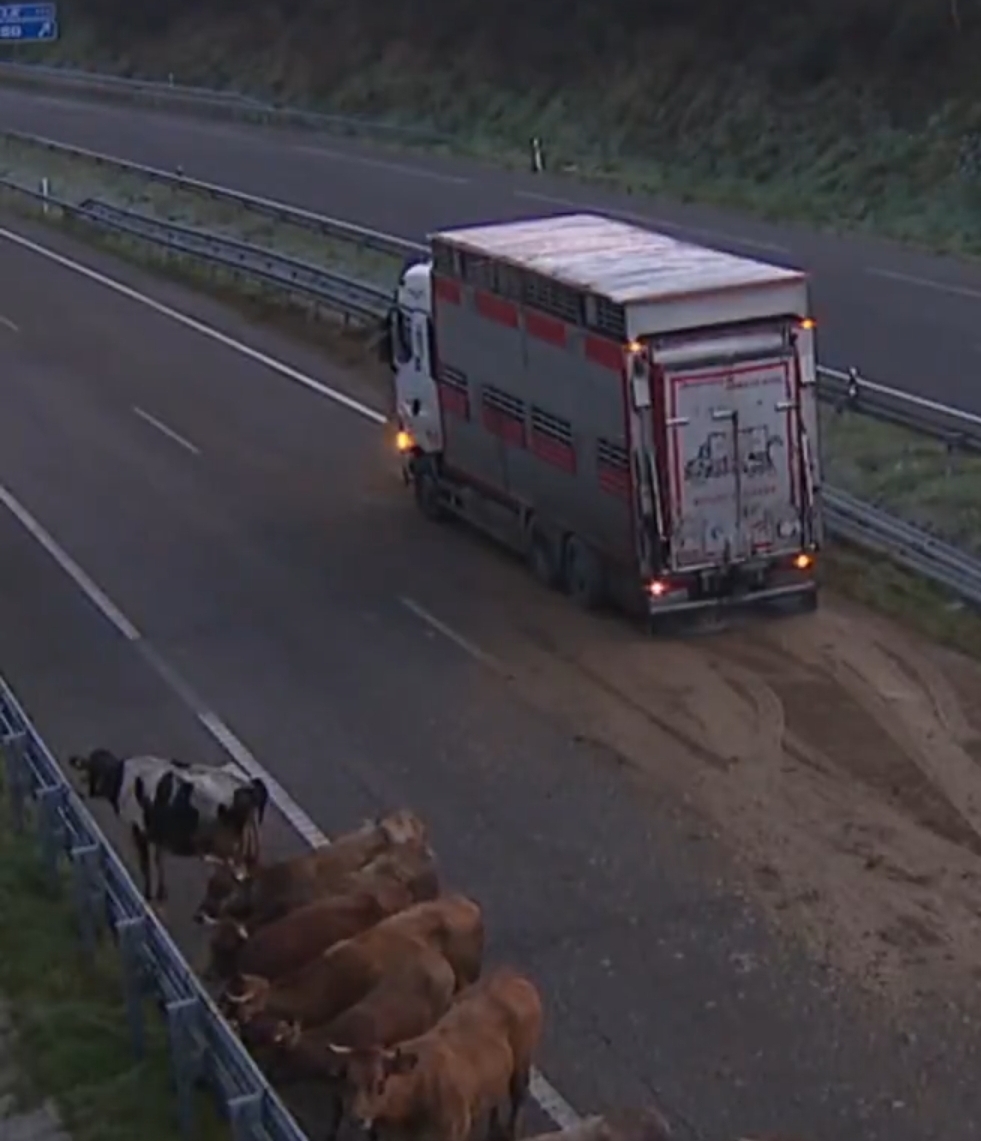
194;807;430;927
341;966;543;1141
220;894;483;1030
202;869;431;985
523;1110;674;1141
246;940;457;1137
68;749;268;903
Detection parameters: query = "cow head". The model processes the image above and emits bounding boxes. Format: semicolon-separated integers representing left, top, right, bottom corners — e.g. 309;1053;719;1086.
343;1044;419;1129
194;862;249;925
220;973;270;1023
68;749;125;809
203;918;250;981
377;808;428;847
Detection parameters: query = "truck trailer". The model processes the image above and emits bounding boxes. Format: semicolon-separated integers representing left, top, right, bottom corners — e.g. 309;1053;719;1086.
386;212;822;623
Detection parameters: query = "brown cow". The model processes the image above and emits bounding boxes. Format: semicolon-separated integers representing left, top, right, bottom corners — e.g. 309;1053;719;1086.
221;894;483;1030
523;1110;674;1141
202;869;430;984
193;808;431;927
249;941;457;1137
343;966;543;1141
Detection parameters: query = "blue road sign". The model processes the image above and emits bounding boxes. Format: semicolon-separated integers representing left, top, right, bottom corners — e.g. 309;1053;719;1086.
0;2;57;39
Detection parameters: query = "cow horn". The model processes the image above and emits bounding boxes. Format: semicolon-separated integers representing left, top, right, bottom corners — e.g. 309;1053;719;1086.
203;854;224;866
326;1043;354;1056
235;924;249;941
231;865;248;883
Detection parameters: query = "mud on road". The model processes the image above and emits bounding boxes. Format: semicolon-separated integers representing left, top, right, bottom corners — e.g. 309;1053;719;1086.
429;553;981;1009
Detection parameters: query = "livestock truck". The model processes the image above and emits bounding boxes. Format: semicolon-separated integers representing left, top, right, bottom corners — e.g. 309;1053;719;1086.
384;212;822;624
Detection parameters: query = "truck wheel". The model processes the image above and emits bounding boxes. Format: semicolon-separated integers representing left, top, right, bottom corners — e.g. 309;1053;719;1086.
564;536;605;610
528;525;562;590
414;467;445;522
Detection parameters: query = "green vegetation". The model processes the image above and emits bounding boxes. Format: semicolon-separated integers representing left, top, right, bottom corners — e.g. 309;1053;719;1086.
0;772;228;1141
820;404;981;555
19;0;981;254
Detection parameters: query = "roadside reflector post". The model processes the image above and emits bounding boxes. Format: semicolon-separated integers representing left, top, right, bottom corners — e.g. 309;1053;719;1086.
530;137;545;172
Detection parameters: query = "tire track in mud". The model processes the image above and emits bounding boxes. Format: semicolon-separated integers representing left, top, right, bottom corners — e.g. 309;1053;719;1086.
460;581;981;1000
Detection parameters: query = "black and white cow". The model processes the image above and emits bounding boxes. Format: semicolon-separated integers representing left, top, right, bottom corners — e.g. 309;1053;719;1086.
68;749;269;903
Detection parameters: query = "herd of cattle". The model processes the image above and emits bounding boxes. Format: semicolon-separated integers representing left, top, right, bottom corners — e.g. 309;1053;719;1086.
64;749;779;1141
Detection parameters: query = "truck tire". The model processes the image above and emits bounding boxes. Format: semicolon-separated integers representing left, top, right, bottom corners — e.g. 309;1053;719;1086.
527;524;562;590
564;535;605;610
414;466;446;522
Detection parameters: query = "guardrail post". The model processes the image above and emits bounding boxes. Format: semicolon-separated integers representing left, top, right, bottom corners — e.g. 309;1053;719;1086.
35;784;65;891
166;997;200;1138
227;1093;262;1141
69;843;101;958
1;730;29;833
116;917;147;1058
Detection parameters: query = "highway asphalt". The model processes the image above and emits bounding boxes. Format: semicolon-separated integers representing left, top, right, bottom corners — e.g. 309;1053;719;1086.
2;211;979;1141
2;84;981;414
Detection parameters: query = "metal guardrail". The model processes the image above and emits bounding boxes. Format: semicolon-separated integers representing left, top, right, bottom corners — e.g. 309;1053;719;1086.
0;177;392;320
0;675;309;1141
82;197;392;320
0;127;427;260
4;126;981;450
4;171;981;610
823;487;981;605
0;60;453;146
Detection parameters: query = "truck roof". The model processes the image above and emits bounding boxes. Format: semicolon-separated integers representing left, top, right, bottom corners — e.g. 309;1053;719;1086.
432;212;805;306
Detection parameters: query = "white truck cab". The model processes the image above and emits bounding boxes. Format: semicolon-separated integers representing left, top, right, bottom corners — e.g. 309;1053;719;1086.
391;261;442;457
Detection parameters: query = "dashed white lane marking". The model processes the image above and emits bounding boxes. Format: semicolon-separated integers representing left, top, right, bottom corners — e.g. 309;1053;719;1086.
0;313;19;333
514;189;793;254
400;595;502;671
866;266;981;300
291;143;470;185
133;405;201;455
0;226;388;427
0;449;581;1131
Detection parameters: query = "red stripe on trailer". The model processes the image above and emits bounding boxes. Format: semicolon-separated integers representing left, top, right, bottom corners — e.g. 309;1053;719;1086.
585;335;623;372
434;276;462;304
482;406;526;447
438;383;469;420
531;430;576;472
598;464;630;499
525;309;566;347
475;290;519;328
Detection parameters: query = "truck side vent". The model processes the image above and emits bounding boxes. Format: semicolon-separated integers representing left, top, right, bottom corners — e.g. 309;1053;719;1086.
596;438;630;498
481;385;526;447
523;272;582;325
530;407;576;473
437;364;470;419
588;294;627;340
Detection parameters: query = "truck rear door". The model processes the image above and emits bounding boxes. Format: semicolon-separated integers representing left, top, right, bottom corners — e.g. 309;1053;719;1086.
661;344;802;571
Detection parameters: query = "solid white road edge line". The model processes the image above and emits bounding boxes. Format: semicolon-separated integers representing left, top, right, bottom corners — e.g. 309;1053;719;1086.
133;405;201;455
0;481;581;1129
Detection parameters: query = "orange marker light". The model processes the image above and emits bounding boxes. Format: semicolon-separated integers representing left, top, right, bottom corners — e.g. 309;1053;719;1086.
793;552;813;570
799;318;816;330
396;430;413;452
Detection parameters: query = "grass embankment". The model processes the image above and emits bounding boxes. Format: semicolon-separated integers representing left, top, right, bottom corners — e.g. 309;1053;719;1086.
0;773;227;1141
17;0;981;256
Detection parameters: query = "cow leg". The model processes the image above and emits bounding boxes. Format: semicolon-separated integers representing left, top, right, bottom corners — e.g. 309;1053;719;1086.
324;1087;344;1141
153;845;168;903
132;825;153;901
505;1067;530;1139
